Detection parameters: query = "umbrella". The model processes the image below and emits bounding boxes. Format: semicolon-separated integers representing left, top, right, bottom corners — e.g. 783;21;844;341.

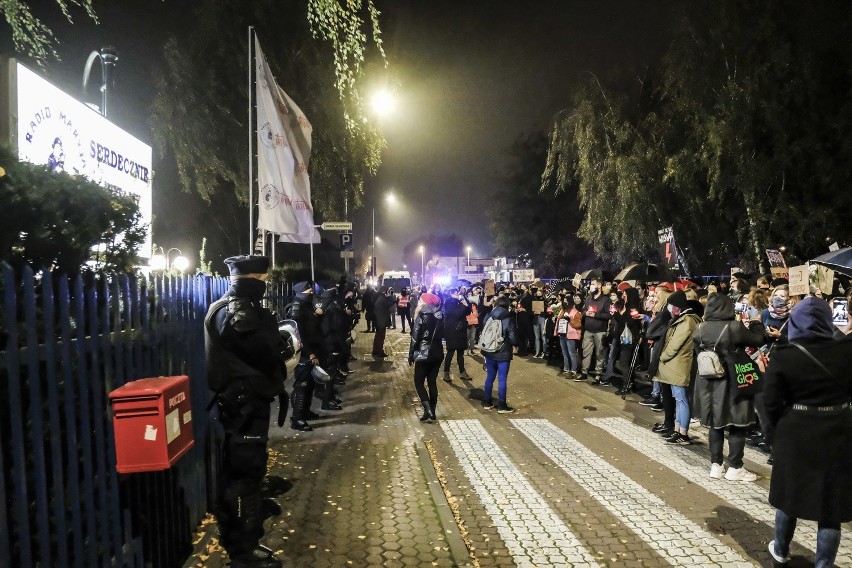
811;246;852;277
579;269;613;281
615;263;674;283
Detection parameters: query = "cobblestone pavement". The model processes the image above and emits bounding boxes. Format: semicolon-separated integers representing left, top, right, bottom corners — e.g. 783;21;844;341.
186;325;851;567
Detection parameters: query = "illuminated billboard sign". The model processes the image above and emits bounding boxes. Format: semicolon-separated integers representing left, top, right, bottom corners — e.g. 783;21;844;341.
6;61;153;257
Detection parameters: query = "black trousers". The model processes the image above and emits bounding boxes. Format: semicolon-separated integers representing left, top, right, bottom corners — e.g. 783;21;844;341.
443;348;466;373
709;426;747;469
660;382;675;427
217;380;271;555
413;359;441;410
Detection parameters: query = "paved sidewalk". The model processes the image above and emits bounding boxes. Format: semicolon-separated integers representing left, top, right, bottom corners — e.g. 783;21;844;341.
186;325;849;567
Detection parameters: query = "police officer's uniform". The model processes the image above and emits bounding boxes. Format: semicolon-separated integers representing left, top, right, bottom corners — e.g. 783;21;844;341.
204;255;284;568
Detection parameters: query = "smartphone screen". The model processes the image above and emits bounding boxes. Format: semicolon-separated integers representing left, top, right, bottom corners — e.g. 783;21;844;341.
833;299;849;327
734;301;746;313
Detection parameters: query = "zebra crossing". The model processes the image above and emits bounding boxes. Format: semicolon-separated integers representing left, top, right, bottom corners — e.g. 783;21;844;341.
586;416;852;563
439;417;798;567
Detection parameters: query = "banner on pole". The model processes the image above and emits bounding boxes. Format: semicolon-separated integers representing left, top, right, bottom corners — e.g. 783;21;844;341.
254;37;319;243
657;227;680;271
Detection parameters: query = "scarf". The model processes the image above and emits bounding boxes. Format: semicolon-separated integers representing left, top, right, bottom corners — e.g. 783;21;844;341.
767;296;790;320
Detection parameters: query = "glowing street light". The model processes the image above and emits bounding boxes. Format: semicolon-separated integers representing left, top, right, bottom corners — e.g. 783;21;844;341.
371;89;396;117
466;246;472;268
419;245;425;283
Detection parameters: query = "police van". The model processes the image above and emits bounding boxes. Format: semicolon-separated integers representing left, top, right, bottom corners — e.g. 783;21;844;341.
379;271;411;294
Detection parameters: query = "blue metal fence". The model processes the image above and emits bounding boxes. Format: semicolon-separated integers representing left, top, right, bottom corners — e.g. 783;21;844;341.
0;263;230;568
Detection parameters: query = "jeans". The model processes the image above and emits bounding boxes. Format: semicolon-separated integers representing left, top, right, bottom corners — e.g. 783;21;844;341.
538;316;549;354
483;357;510;402
651;380;661;397
532;319;542;354
774;509;841;568
399;309;412;332
671;385;690;431
582;331;607;376
467;326;477;351
559;336;579;371
602;339;622;381
708;426;746;469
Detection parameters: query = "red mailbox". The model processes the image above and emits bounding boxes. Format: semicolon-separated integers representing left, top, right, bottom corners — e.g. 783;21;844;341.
109;375;195;474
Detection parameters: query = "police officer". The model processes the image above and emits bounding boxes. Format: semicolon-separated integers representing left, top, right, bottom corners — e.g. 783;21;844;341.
289;281;339;431
204;255;284;568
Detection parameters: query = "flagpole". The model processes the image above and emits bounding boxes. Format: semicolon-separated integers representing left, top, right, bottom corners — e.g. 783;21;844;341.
248;25;255;254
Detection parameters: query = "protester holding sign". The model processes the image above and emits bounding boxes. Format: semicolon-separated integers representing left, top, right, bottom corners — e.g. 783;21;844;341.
763;297;852;567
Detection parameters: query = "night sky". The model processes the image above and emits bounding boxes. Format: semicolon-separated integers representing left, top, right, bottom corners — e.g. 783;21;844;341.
9;1;682;272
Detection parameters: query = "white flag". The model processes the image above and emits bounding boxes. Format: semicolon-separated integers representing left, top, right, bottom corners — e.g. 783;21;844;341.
255;38;320;243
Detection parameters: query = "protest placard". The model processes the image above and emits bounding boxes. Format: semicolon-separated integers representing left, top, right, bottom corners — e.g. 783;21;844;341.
788;265;809;296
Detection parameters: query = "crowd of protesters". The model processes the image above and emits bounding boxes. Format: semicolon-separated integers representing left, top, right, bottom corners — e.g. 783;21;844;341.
384;270;851;567
208;258;851;567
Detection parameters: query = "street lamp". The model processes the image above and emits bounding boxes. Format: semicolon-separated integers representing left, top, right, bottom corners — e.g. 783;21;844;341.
371;89;396;117
419;245;425;284
466;246;472;269
82;46;118;118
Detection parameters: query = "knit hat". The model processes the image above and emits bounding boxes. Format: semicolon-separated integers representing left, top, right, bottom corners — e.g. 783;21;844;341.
667;290;689;310
420;293;441;306
224;255;269;276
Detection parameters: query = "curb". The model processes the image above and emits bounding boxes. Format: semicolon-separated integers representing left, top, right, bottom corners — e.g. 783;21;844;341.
415;441;474;567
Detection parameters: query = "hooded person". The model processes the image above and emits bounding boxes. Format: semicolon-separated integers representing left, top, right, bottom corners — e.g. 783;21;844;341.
203;255;285;567
692;293;766;481
408;293;445;422
598;287;645;387
764;297;852;566
655;291;702;445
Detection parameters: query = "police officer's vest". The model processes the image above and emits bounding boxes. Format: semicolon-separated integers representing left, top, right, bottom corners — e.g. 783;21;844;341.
204;296;270;393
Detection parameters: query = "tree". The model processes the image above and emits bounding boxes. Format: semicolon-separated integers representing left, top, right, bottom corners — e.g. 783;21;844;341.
150;0;386;222
543;1;852;274
493;131;595;277
0;145;145;274
0;0;97;62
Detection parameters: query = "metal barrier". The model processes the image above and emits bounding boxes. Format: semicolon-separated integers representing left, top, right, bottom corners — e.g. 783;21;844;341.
0;263;230;567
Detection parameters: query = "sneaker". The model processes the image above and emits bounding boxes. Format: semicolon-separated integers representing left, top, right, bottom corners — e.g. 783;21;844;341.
651;402;664;412
459;371;473;380
651;422;672;433
442;372;452;383
709;463;725;479
573;374;587;382
639;395;660;407
664;432;692;445
557;368;566;375
591;379;611;387
724;467;757;481
658;428;676;439
481;399;494;410
767;540;790;563
497;402;515;414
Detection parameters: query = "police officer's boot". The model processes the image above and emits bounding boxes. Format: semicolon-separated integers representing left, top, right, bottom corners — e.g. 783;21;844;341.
289;382;313;431
229;544;281;568
320;381;342;410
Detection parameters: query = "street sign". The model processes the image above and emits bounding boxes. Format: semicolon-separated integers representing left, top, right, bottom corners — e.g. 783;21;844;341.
339;232;353;251
340;251;354;259
321;222;353;231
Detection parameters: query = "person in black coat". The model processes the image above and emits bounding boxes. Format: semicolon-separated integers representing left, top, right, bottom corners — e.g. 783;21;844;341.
372;287;392;357
480;295;519;413
764;297;852;566
204;255;284;567
692;293;765;480
408;292;445;422
362;285;376;332
441;288;472;381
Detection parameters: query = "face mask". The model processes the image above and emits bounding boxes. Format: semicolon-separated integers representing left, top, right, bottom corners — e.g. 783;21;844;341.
590;285;598;293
